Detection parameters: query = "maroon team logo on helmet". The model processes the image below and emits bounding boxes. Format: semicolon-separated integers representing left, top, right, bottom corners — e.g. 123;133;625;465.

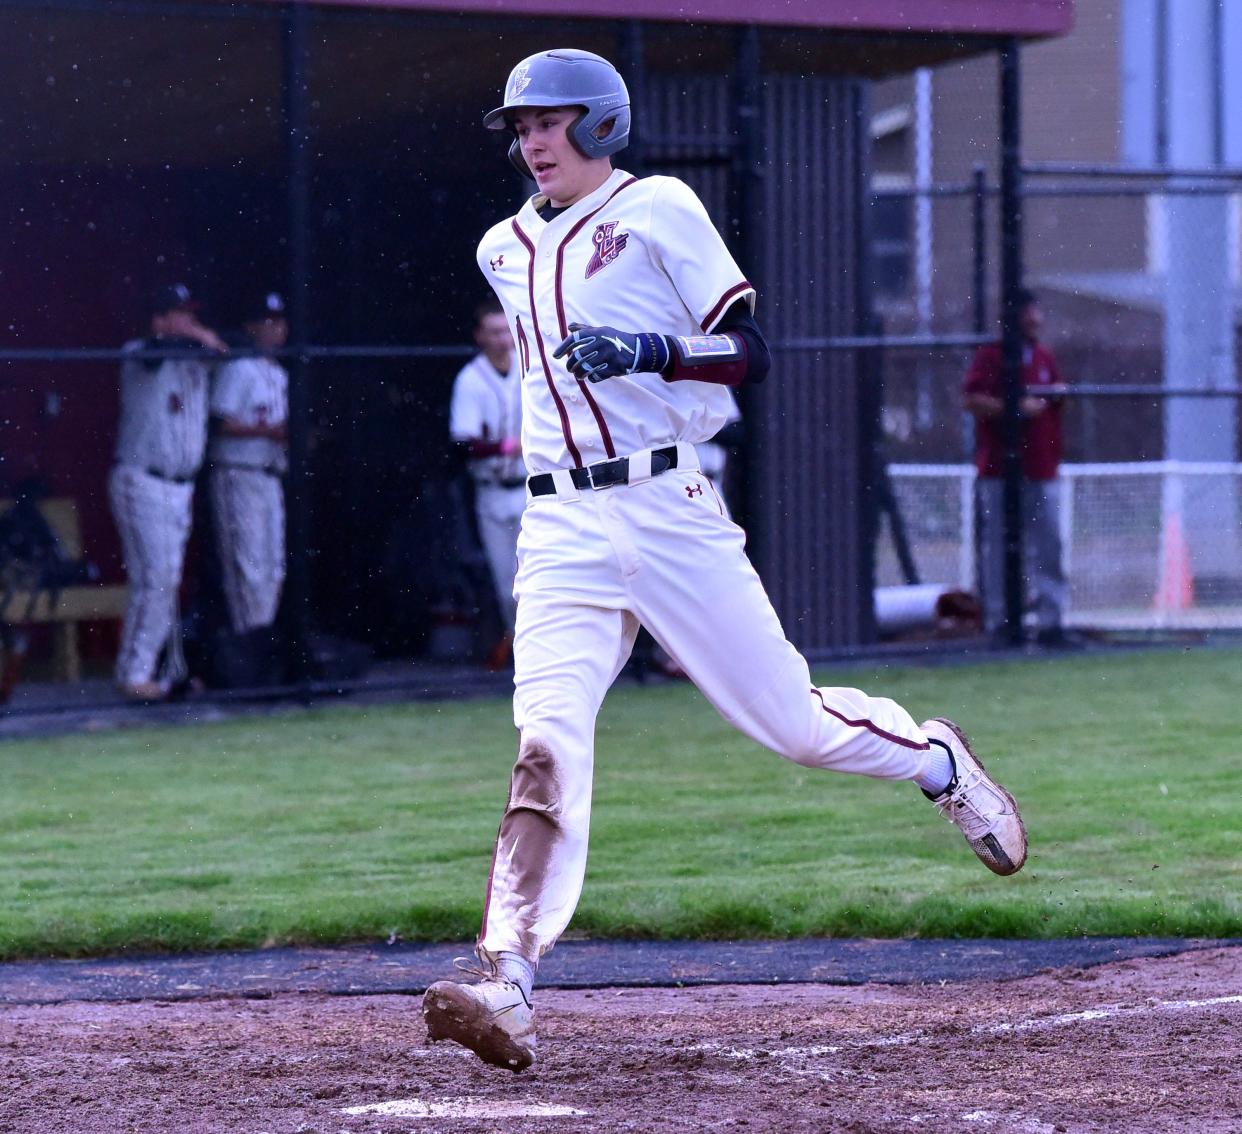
585;221;629;279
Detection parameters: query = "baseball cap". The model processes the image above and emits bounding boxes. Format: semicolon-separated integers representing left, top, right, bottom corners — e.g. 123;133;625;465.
148;282;199;316
243;291;287;322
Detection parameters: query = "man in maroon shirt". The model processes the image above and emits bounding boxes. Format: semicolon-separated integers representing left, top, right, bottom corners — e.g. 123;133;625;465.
963;290;1071;645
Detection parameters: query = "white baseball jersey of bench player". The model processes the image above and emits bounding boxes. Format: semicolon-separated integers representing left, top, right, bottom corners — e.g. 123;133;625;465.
450;352;527;630
114;340;210;478
478;169;754;472
472;169;935;965
208;356;289;633
449;353;526;485
209;356;289;472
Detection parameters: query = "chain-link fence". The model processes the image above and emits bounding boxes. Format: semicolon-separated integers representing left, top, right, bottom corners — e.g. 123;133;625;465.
4;5;1240;710
868;166;1242;638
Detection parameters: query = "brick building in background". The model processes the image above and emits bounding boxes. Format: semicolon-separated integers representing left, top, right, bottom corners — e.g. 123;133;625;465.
869;0;1242;466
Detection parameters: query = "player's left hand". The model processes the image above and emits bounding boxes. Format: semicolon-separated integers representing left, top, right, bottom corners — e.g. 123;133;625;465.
554;323;648;383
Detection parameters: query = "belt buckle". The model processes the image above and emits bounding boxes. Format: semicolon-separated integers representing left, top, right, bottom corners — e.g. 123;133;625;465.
585;458;621;491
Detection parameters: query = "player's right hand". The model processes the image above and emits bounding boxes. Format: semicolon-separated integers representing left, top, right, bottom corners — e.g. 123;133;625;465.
166;310;229;354
553;323;640;383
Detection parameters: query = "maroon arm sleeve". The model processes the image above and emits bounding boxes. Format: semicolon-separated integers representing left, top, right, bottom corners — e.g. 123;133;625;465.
661;301;771;387
462;439;506;458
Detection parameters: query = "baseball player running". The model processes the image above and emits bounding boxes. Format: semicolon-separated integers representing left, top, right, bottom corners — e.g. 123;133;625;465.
423;49;1027;1073
209;292;289;638
110;283;225;701
449;298;526;665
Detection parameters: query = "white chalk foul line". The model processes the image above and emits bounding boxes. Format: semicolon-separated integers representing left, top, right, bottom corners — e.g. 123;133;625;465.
342;1098;586;1120
694;992;1242;1064
980;993;1242;1037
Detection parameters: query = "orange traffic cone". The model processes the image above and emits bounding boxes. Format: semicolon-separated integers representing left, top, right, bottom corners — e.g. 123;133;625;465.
1154;511;1194;611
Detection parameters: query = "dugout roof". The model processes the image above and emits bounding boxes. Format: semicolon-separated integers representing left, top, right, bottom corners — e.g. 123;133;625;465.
1;0;1072;170
272;0;1073;37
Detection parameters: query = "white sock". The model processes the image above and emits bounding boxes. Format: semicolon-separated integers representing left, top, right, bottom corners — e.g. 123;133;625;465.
496;951;535;1003
915;738;957;798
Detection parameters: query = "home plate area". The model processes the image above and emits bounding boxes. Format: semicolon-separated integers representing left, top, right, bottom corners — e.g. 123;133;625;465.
1;946;1239;1133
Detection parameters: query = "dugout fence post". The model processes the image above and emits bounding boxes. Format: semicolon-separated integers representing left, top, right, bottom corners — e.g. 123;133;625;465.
732;23;763;547
619;21;646;176
282;0;314;686
852;78;881;643
998;39;1026;647
971;164;988;338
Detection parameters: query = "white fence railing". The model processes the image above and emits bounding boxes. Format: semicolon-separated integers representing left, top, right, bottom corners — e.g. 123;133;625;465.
880;461;1242;630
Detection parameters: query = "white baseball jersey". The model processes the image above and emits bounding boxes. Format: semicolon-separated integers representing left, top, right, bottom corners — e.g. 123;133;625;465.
114;340;210;479
477;169;755;472
449;352;527;485
209;356;289;473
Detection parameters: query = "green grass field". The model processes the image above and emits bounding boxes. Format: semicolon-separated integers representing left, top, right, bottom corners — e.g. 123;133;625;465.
1;647;1240;959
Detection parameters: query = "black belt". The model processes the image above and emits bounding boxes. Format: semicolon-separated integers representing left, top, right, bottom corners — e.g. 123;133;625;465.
528;446;680;496
144;467;194;484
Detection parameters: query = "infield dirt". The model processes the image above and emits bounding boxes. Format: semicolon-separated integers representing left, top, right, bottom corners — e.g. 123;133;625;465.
1;945;1238;1133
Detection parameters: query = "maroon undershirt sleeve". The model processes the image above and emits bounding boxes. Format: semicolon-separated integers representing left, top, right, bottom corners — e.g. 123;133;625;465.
664;333;751;387
660;301;771;387
466;439;506;458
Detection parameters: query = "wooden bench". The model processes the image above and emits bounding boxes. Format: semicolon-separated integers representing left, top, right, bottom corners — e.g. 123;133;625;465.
0;497;128;682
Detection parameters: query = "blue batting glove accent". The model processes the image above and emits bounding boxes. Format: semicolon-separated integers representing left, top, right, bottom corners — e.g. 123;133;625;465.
553;323;669;383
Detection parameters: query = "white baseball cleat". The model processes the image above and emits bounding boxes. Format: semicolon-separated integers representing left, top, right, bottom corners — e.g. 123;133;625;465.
921;717;1028;876
423;964;537;1072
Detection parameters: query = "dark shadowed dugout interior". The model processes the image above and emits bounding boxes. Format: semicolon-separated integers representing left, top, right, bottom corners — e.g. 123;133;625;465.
0;0;1071;665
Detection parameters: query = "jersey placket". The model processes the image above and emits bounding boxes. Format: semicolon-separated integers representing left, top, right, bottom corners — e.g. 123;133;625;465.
536;218;616;463
512;219;583;468
548;179;639;464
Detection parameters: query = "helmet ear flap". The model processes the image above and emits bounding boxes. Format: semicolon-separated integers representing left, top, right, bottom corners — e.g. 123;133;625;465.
508;136;533;180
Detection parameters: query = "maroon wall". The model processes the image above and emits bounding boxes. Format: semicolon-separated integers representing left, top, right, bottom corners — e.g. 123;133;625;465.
1;170;196;583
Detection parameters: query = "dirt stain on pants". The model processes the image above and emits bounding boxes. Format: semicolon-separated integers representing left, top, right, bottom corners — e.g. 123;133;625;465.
480;737;579;963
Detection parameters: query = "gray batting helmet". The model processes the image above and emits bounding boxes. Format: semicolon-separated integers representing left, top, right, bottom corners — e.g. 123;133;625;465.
483;49;630;179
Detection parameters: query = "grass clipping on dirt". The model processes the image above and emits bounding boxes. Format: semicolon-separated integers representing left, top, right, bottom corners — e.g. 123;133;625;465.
1;647;1239;958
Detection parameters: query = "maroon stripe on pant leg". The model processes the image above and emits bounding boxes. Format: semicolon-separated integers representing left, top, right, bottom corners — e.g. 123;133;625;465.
811;688;930;751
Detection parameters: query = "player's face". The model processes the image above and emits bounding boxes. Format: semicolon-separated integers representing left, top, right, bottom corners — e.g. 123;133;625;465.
249;316;289;353
512;106;607;207
475;312;514;364
1019;302;1044;341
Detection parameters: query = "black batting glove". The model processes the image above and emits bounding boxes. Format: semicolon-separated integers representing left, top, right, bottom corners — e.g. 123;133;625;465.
552;323;671;384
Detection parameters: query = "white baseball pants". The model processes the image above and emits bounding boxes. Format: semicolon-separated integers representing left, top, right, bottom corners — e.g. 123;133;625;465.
109;464;193;688
210;466;286;633
478;444;936;963
474;483;526;632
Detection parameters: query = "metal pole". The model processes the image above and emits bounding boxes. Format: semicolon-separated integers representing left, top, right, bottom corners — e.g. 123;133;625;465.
733;24;762;542
971;163;988;336
998;40;1026;646
283;1;313;681
852;78;879;643
619;21;646;175
1155;0;1169;165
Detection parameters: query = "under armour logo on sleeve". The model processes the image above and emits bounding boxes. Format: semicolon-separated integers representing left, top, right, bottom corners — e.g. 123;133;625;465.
685;482;704;498
490;255;505;272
